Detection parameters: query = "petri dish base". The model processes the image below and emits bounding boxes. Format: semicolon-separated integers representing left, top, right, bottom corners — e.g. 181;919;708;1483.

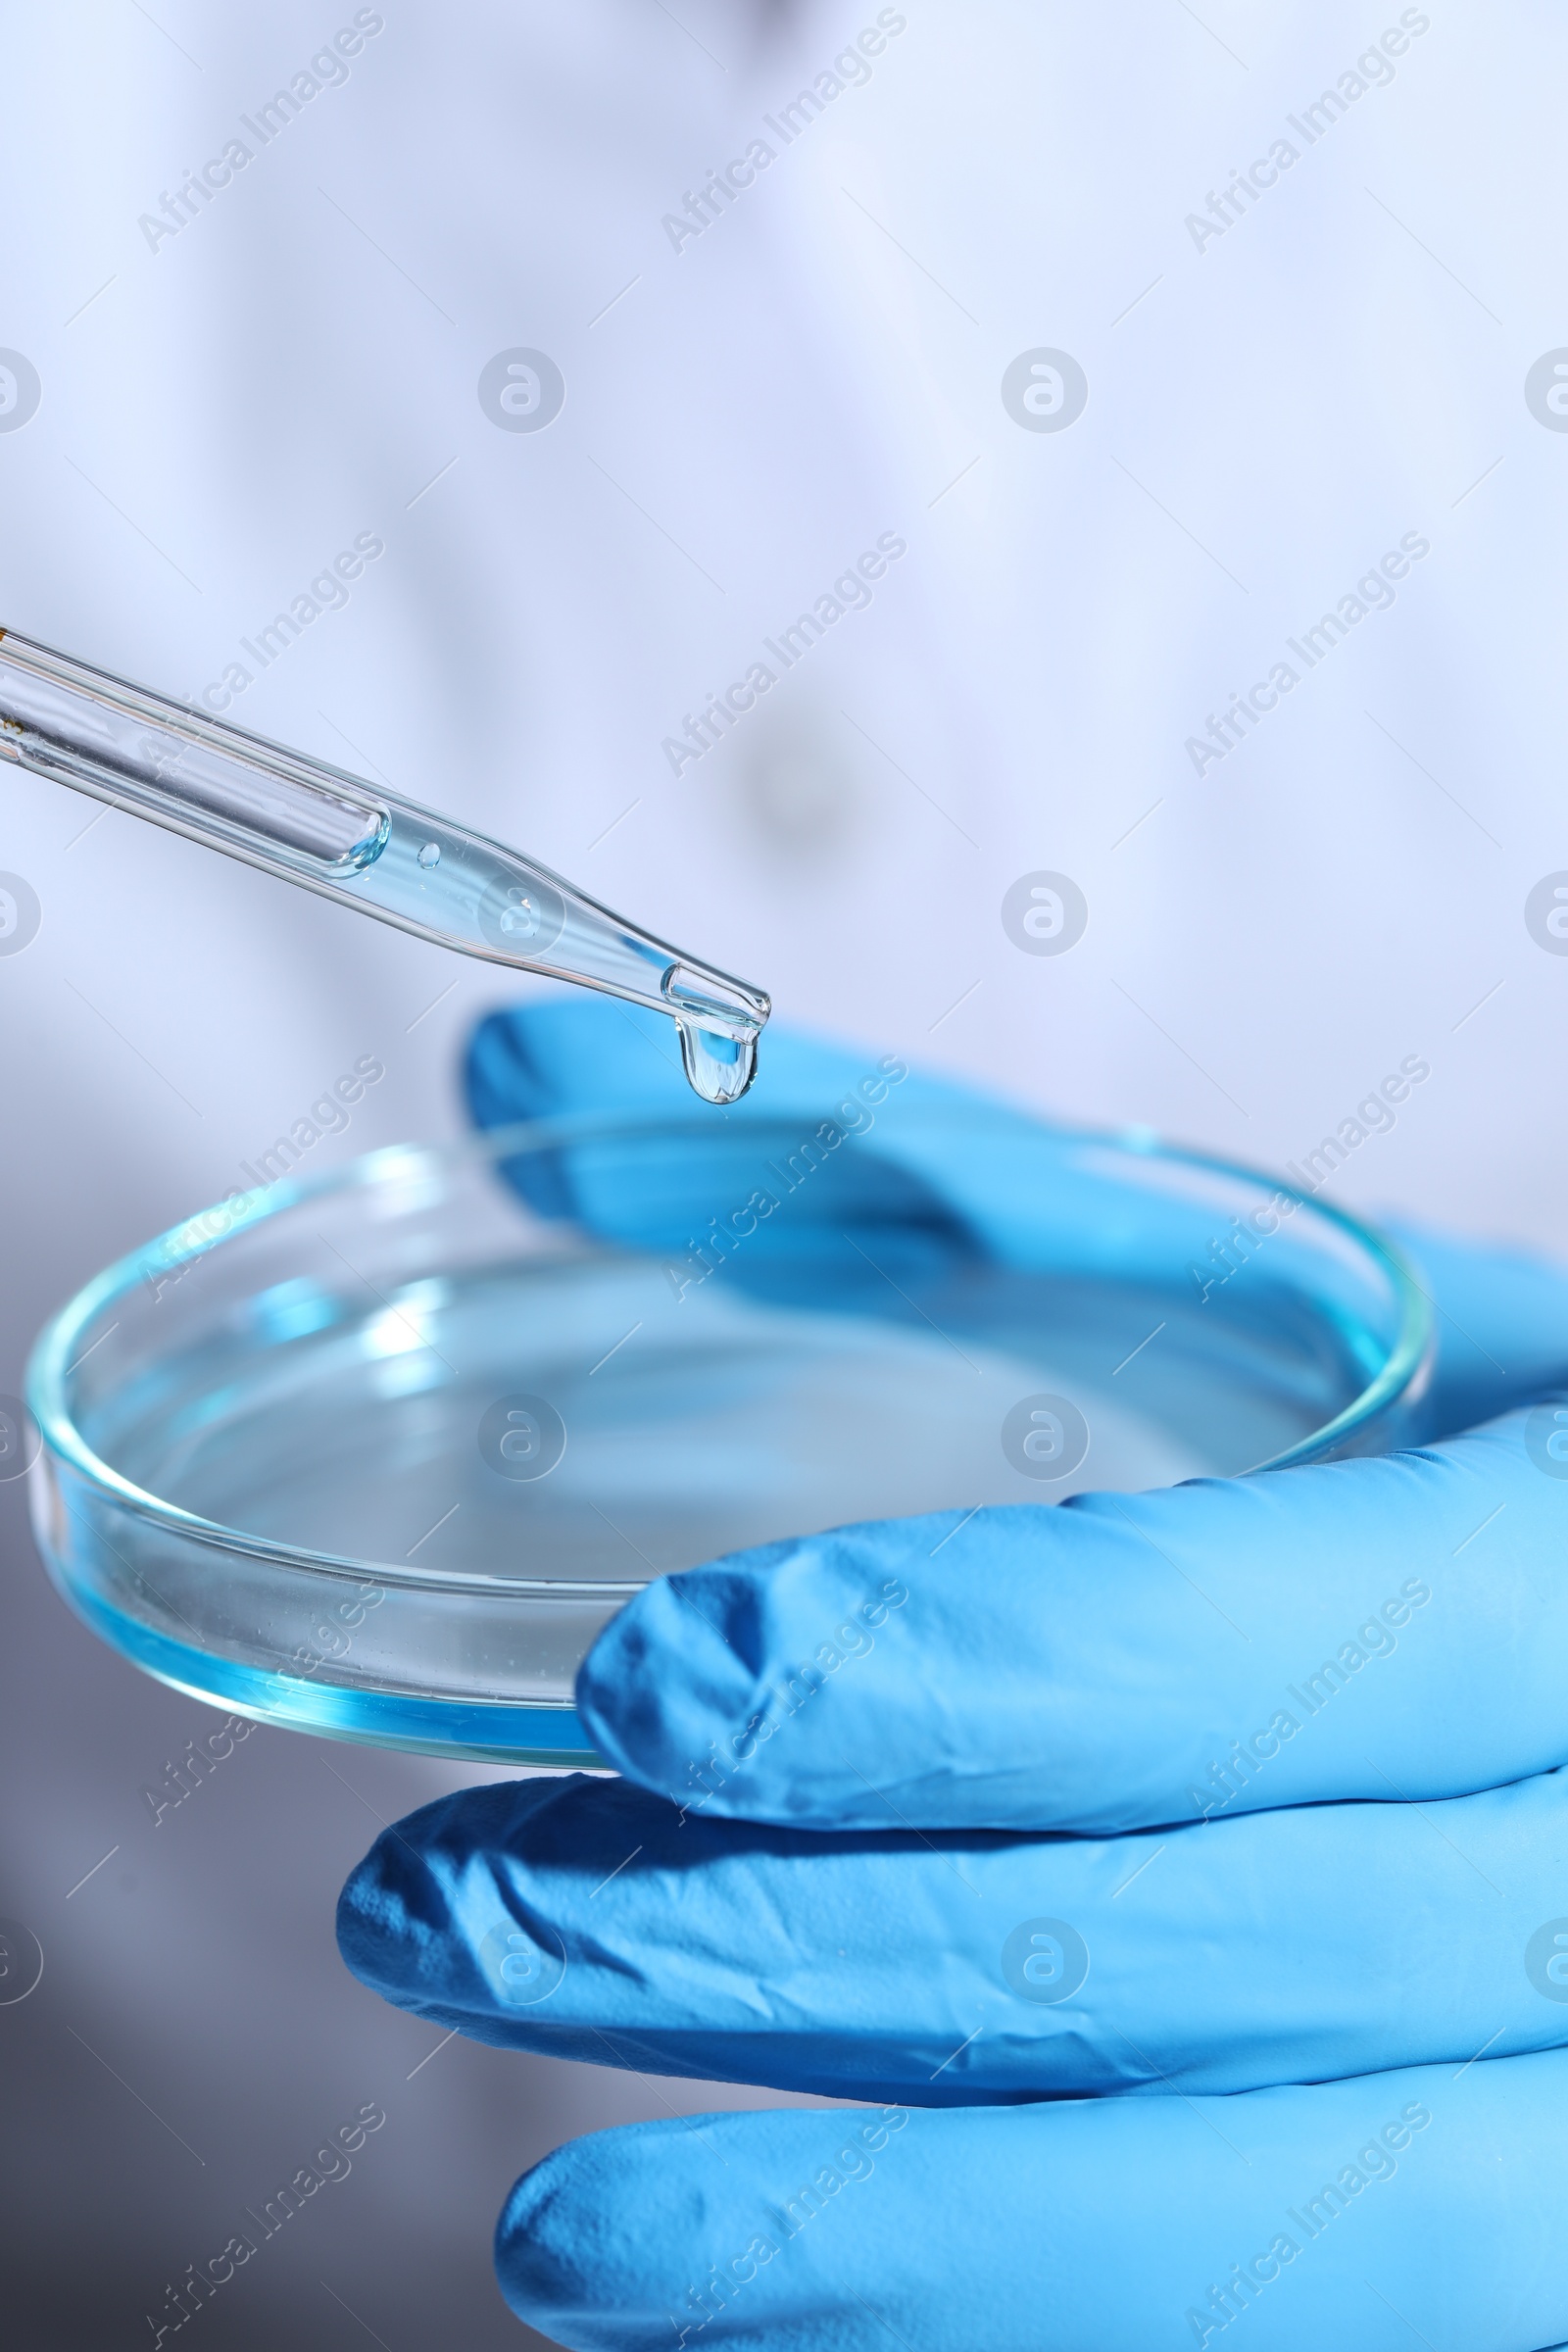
24;1106;1432;1765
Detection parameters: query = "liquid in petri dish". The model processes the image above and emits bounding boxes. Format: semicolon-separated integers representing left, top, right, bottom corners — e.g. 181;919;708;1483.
30;1097;1425;1764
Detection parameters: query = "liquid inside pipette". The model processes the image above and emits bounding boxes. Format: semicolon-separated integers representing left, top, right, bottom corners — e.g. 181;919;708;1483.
323;803;767;1104
0;628;769;1103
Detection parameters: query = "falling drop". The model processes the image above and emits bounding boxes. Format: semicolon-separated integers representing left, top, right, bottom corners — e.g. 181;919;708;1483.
417;841;441;869
675;1018;759;1105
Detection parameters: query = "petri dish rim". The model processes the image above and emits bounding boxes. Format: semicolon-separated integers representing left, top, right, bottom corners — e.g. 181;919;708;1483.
25;1107;1435;1608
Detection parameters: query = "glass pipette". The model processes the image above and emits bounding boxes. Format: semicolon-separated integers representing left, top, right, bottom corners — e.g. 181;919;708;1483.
0;628;768;1102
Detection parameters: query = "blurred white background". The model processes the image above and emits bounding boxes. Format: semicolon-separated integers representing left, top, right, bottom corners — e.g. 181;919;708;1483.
1;1;1562;2341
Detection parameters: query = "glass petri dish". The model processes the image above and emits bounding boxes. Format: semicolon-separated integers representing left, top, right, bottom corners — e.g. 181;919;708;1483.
25;1105;1432;1766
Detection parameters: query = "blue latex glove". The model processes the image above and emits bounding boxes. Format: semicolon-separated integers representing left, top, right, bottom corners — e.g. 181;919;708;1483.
340;1000;1568;2351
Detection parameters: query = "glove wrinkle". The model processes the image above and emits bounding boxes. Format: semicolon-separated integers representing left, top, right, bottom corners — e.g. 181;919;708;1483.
578;1412;1568;1833
492;2055;1568;2351
372;1001;1568;2344
339;1767;1568;2107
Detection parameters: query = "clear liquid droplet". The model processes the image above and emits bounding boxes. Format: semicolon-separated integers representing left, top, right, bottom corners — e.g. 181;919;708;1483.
676;1018;759;1104
417;840;441;869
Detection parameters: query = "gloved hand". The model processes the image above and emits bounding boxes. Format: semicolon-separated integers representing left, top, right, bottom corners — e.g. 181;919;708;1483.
339;1000;1568;2352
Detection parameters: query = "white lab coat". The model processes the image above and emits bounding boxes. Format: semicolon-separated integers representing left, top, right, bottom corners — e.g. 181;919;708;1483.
0;3;1556;2336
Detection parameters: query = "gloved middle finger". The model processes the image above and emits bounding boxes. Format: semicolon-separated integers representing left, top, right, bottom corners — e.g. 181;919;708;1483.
338;1767;1568;2105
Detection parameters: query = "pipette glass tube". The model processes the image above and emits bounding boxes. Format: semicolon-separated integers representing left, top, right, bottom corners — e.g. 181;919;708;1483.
0;628;768;1103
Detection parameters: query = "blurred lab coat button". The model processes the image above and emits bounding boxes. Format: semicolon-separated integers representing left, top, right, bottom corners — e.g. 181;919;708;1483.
729;702;864;863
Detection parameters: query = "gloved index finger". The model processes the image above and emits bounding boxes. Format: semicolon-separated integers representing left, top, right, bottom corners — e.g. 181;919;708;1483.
466;1004;1399;1385
465;996;983;1272
578;1405;1568;1833
337;1755;1568;2110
